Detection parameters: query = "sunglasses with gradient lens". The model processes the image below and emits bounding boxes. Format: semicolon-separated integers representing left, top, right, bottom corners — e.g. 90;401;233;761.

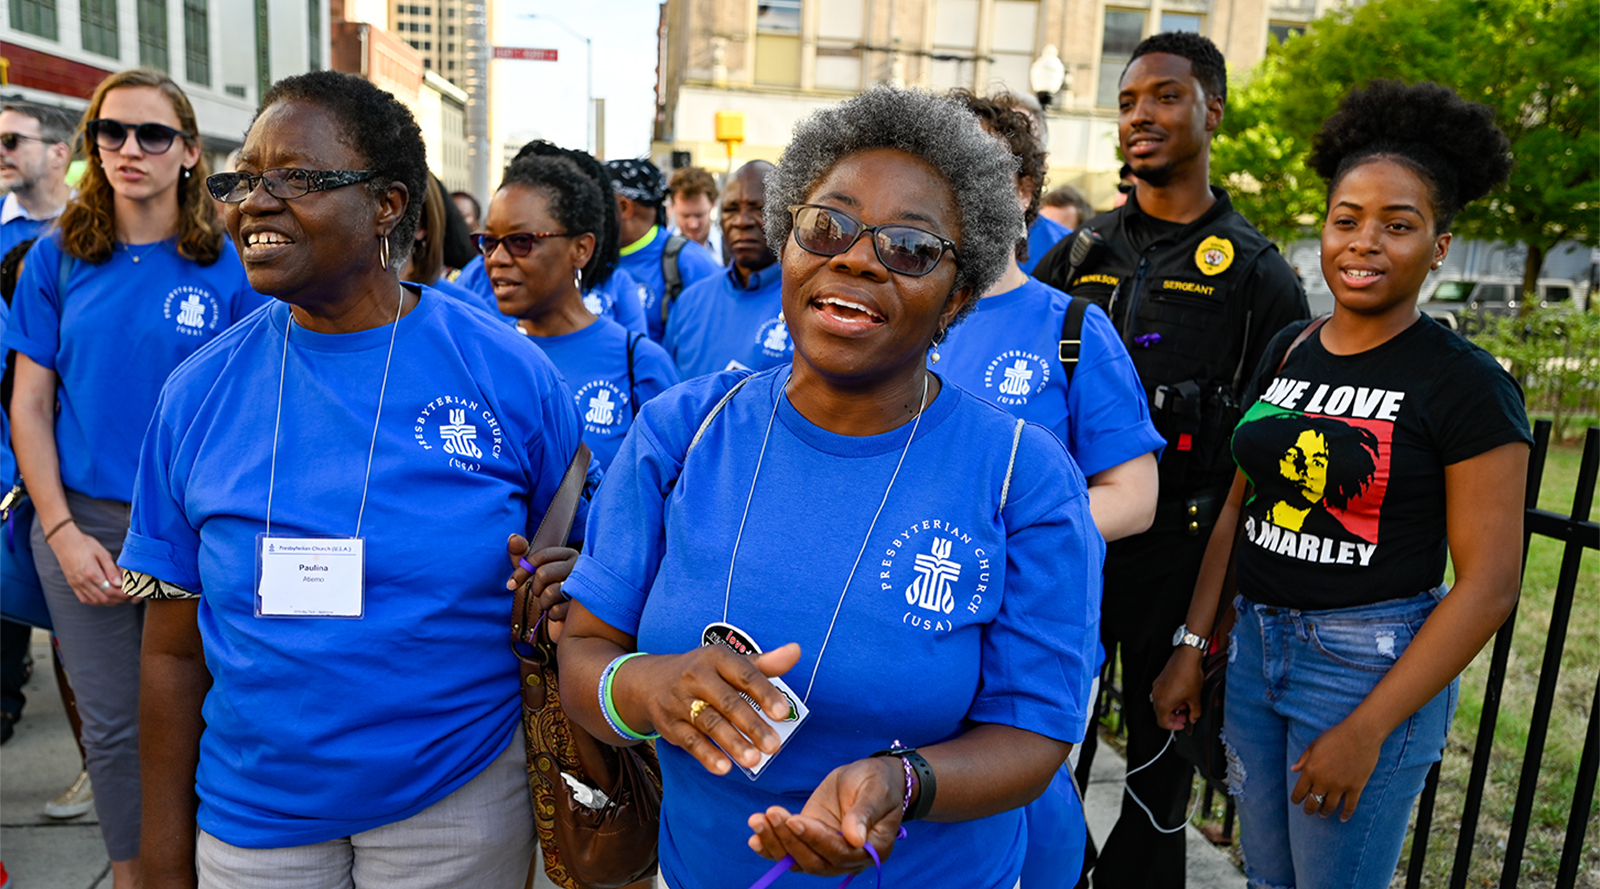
472;232;573;258
786;204;959;277
85;119;190;155
207;168;378;203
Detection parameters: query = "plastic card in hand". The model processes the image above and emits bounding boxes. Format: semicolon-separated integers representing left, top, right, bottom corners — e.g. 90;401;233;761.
701;622;810;780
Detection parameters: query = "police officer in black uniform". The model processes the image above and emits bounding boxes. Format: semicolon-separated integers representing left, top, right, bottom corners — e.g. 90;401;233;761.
1034;32;1309;889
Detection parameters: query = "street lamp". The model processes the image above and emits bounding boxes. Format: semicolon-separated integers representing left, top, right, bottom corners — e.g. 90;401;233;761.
1030;44;1067;108
522;12;594;155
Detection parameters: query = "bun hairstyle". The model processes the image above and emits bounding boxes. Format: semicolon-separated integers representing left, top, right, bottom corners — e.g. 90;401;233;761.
499;154;608;292
1309;80;1512;233
508;141;620;291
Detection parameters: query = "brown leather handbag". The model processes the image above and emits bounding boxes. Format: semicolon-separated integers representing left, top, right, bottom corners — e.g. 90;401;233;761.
513;443;663;889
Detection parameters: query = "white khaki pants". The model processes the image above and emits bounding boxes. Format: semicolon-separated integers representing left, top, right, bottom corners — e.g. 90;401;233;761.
197;730;534;889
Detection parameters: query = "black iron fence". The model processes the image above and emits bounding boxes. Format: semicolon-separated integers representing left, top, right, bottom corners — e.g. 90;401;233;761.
1405;420;1598;889
1082;420;1598;887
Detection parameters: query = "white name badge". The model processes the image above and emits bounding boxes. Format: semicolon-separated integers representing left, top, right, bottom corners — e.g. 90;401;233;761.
256;536;365;618
701;621;810;780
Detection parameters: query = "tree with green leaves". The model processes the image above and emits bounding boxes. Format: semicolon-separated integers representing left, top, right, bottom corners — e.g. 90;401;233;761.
1213;0;1598;301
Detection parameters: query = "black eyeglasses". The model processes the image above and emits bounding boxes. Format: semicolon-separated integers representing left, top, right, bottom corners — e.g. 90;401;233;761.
85;119;191;155
206;168;379;203
0;132;51;151
473;232;574;258
787;204;959;277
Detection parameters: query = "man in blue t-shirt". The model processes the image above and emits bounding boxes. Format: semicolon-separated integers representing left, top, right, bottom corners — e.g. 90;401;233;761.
604;158;721;342
0;102;73;261
664;160;790;378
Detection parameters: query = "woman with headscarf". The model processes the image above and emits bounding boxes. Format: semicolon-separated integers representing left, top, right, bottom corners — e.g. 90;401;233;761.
122;71;586;889
529;86;1104;888
4;69;265;888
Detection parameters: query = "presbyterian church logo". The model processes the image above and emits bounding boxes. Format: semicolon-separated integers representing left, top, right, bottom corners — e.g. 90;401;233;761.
413;395;504;472
162;286;221;336
880;518;994;633
982;350;1050;406
574;380;629;433
756;314;792;359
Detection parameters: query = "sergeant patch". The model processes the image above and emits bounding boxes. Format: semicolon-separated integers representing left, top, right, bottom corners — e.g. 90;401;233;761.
1195;236;1234;276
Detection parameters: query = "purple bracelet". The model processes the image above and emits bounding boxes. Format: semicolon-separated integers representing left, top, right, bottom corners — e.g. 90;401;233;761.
897;754;915;815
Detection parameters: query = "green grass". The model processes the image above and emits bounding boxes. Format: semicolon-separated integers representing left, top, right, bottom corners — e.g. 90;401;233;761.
1398;436;1600;889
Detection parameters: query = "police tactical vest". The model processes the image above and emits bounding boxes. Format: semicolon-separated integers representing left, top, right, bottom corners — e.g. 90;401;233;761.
1036;189;1284;506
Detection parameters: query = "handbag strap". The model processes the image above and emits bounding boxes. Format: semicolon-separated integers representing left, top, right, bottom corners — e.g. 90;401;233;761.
513;442;591;656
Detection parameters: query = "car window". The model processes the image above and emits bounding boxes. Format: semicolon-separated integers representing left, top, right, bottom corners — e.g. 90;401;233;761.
1432;281;1472;302
1545;286;1571;303
1478;284;1512;302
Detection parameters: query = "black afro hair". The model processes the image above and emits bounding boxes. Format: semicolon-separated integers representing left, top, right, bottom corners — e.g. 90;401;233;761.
1309;79;1512;233
500;154;611;292
507;140;621;290
257;71;429;267
1128;32;1227;104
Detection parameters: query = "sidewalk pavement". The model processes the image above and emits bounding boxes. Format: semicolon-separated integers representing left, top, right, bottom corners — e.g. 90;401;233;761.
3;628;1242;888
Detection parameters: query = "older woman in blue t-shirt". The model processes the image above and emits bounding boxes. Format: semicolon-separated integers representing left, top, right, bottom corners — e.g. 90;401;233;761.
536;87;1104;888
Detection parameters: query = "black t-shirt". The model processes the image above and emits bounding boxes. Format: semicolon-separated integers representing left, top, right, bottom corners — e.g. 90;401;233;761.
1232;315;1531;610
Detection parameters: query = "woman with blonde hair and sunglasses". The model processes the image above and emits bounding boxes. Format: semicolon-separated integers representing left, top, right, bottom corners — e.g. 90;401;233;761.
3;69;264;887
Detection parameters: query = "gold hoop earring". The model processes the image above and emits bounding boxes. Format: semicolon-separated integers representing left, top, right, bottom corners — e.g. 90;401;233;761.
378;235;391;271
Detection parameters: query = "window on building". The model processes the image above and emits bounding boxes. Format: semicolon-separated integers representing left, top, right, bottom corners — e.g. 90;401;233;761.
445;41;453;52
10;0;59;39
447;59;456;70
1268;22;1304;44
447;24;454;35
308;0;321;69
80;0;120;58
183;0;210;85
931;0;980;91
756;0;800;34
423;40;431;50
424;58;431;67
1160;12;1202;34
420;4;429;13
815;0;863;92
988;0;1040;94
422;22;430;33
1096;8;1145;107
409;39;418;48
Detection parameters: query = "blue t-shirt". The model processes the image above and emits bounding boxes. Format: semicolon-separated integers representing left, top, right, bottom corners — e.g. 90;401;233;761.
662;262;790;379
617;226;722;342
524;316;679;469
1020;216;1071;276
455;255;647;334
0;201;53;262
118;288;587;848
582;266;648;336
565;368;1104;889
425;273;502;320
939;277;1164;478
2;235;267;501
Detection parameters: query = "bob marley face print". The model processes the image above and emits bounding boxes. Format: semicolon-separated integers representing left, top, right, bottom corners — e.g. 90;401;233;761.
1241;410;1383;546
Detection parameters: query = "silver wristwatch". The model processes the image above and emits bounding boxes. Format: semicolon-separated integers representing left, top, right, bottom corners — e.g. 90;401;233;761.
1172;624;1208;652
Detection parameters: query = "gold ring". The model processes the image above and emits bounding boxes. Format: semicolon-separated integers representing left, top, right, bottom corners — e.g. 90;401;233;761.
689;698;709;725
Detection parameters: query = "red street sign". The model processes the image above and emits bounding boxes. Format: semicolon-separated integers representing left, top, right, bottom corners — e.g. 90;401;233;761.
493;47;559;61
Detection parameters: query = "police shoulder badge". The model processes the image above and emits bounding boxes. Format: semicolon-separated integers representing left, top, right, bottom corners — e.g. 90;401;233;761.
1195;236;1234;276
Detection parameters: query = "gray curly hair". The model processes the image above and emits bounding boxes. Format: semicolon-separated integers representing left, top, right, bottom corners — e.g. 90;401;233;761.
765;86;1024;318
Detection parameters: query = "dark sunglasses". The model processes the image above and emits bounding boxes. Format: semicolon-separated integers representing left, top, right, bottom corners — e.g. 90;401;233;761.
85;119;190;155
787;204;959;277
473;232;574;258
0;132;52;151
207;168;379;203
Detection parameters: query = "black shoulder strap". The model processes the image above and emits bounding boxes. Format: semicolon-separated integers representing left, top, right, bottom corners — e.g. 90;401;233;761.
659;234;689;326
1057;296;1093;386
626;332;642;418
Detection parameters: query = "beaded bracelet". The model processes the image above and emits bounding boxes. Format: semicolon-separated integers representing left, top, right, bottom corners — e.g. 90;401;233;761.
598;652;660;741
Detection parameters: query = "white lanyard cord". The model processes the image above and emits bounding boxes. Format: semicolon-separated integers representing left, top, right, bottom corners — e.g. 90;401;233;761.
721;371;930;703
264;287;404;539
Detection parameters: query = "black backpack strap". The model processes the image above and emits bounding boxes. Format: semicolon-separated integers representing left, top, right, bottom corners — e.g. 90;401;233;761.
626;332;642;418
1057;296;1092;386
659;234;689;326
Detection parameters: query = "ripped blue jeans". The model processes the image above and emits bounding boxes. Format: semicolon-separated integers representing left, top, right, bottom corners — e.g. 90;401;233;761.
1222;587;1457;889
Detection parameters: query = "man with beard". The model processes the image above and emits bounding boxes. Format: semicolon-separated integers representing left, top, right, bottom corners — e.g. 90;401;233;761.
0;102;74;258
1033;32;1307;889
663;160;788;378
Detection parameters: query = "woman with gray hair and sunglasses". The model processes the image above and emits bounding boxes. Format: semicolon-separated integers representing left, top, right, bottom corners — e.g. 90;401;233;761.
521;86;1104;887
